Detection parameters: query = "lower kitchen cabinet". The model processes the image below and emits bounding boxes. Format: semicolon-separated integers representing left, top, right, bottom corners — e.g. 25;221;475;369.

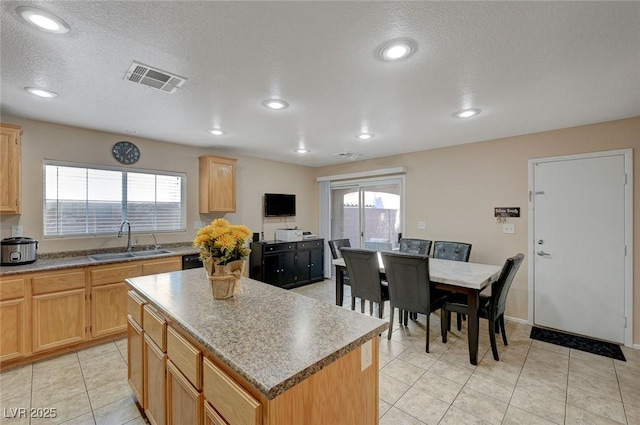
92;282;128;338
127;316;144;404
31;270;86;353
250;239;324;289
204;401;228;425
0;277;27;362
167;360;203;425
144;334;167;425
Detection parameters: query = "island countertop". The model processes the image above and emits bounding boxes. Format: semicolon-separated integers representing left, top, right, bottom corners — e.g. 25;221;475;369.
125;268;388;400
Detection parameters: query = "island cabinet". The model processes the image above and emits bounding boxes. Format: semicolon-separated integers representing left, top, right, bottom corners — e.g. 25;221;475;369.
127;291;146;404
0;276;28;362
198;155;236;213
125;270;387;425
0;123;22;214
249;239;324;289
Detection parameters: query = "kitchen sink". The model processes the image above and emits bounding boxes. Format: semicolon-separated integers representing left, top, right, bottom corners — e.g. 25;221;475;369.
131;249;173;257
88;252;135;261
88;249;173;261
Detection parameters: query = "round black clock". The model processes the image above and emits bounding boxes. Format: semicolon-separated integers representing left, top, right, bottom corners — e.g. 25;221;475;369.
112;141;140;164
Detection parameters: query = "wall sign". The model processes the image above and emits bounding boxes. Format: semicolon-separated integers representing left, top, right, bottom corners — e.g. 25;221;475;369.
494;207;520;218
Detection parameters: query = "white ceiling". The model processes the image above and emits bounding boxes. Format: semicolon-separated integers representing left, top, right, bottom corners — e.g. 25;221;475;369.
1;1;639;167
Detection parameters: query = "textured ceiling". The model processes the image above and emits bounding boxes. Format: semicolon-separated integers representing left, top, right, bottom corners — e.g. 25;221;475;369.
1;1;639;167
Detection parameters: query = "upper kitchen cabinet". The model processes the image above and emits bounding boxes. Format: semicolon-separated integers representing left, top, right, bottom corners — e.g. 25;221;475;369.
0;124;22;214
198;155;236;213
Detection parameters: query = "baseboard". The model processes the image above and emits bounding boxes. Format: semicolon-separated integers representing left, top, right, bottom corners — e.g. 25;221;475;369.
633;344;640;351
505;315;529;325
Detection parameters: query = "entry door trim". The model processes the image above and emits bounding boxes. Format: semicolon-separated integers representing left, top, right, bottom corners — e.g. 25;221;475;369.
527;148;633;347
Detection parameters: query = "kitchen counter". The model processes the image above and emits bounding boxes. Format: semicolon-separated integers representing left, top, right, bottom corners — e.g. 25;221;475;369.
0;244;198;276
126;268;388;400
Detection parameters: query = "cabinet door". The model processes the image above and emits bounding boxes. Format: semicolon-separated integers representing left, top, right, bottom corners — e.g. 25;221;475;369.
262;254;281;286
204;401;229;425
92;282;128;338
127;316;144;404
279;252;296;286
0;124;22;213
199;155;236;213
295;249;311;284
309;247;324;281
32;289;86;352
0;298;27;361
142;257;182;275
167;360;203;425
145;334;167;425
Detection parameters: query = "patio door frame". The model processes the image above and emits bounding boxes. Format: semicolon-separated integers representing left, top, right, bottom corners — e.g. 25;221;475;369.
318;167;407;278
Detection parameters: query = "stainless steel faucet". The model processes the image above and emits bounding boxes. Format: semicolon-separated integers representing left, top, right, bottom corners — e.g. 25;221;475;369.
118;220;132;252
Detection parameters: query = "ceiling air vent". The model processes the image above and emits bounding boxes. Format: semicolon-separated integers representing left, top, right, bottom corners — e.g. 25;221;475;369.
124;61;187;94
334;152;361;161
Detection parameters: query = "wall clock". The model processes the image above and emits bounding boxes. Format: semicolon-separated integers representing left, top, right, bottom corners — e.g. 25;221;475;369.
112;141;140;164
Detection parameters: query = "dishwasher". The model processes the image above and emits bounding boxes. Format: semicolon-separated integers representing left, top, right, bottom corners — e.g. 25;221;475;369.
181;253;203;270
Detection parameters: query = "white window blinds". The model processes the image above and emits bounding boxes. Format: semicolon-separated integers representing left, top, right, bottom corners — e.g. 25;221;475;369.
44;162;186;237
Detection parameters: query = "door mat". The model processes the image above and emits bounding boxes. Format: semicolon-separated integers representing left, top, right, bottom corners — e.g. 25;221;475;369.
530;326;626;361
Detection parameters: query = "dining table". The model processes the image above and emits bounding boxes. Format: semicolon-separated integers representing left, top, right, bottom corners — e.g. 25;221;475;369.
333;254;502;365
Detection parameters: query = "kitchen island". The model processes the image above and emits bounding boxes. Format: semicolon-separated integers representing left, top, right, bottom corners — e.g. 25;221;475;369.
125;268;388;425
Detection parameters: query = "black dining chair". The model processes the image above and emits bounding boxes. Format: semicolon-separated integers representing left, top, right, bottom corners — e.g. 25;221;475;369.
340;248;389;318
328;238;351;260
399;238;432;255
442;253;525;361
433;241;472;330
381;252;447;352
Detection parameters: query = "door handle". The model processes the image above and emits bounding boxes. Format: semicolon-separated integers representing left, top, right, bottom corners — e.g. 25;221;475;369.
537;250;551;256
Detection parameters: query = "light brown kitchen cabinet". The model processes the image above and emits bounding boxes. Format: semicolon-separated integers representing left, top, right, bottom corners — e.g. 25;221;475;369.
204;401;228;425
0;123;22;214
31;270;86;353
0;276;28;361
142;257;182;275
128;316;144;404
167;359;204;425
198;155;237;213
90;263;142;338
145;333;167;425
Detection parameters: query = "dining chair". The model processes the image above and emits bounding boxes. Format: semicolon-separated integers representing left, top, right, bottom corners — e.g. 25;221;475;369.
328;239;351;260
442;253;524;360
340;248;389;318
381;252;447;352
433;241;472;330
398;238;432;255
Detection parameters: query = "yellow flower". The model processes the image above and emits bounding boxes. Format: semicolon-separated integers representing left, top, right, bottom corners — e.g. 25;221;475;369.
193;219;252;264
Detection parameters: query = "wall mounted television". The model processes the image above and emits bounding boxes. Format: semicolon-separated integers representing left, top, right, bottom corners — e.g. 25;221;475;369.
264;193;296;217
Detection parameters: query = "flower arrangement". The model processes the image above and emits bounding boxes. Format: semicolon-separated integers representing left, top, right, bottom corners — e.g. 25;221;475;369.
193;218;252;265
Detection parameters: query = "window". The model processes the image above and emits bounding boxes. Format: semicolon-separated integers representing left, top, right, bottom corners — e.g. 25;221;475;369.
44;161;186;237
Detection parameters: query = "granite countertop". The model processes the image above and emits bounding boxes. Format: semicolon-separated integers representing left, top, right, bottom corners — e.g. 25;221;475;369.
126;269;388;400
0;243;199;276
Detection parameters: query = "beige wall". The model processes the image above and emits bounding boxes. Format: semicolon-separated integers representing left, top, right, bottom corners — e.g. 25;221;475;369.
0;116;318;252
315;116;640;344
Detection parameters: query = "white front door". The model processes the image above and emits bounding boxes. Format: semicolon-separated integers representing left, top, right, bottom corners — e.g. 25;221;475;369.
531;151;630;344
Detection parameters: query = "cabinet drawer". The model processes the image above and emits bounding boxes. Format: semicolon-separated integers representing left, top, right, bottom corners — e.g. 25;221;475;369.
127;291;145;326
297;240;323;249
143;305;166;351
264;243;295;254
91;263;141;287
32;271;85;295
0;277;26;301
203;357;261;425
167;326;202;390
142;257;182;275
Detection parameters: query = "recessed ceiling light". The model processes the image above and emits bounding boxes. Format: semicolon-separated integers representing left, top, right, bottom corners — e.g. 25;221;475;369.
262;99;289;110
208;129;225;136
378;38;417;61
16;6;70;34
295;148;309;154
454;108;481;118
24;87;58;98
357;133;374;140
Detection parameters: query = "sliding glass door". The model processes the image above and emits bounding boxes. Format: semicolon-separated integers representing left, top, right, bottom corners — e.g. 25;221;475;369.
330;178;404;251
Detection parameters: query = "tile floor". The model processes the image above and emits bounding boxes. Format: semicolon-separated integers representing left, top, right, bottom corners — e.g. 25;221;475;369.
1;279;638;425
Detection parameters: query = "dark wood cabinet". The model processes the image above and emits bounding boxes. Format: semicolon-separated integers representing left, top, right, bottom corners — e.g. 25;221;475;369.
250;239;324;289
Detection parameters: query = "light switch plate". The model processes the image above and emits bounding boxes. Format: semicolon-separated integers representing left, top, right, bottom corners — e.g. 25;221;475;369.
503;223;515;234
417;221;426;230
361;339;372;371
11;225;23;237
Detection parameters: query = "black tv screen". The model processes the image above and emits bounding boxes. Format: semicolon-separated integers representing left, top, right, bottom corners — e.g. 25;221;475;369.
264;193;296;217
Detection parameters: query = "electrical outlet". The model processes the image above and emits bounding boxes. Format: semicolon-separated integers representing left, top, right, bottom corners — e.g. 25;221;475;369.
417;221;426;230
11;225;23;237
503;223;515;234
